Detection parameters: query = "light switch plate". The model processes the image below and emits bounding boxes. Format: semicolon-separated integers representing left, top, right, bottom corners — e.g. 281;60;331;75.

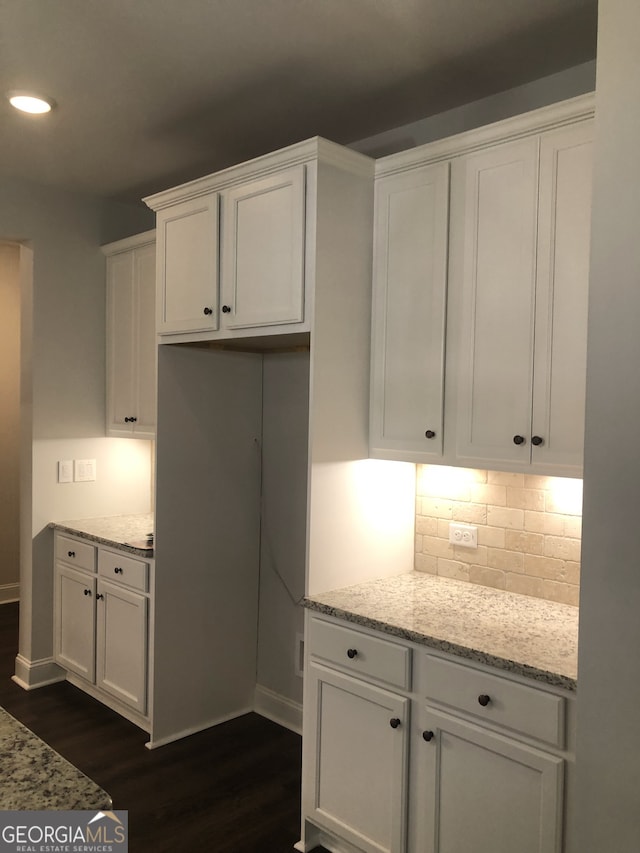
57;460;73;484
74;459;97;482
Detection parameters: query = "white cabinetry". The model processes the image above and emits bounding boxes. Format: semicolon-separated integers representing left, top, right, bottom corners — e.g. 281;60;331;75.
452;119;593;474
303;617;411;853
149;151;311;344
301;614;574;853
53;533;151;726
370;162;450;461
103;230;156;438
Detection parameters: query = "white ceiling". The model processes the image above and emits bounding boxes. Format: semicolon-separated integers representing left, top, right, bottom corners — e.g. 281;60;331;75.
0;0;598;201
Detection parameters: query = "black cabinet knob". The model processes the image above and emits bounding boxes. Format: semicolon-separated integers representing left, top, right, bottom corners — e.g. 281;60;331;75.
203;307;213;315
96;593;104;601
513;435;526;446
68;551;75;558
114;567;123;574
222;305;232;314
478;694;491;707
422;730;434;742
389;718;401;729
425;430;436;439
83;588;91;596
346;648;358;659
531;435;544;446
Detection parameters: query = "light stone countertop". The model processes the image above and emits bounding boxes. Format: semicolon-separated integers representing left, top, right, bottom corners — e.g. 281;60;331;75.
50;513;154;558
0;707;112;810
304;572;579;691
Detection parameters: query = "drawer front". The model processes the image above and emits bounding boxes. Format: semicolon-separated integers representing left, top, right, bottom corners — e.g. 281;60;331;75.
98;549;149;592
422;654;565;747
309;616;411;690
55;534;96;573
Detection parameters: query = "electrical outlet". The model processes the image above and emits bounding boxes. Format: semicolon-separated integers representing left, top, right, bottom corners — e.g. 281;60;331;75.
449;523;478;549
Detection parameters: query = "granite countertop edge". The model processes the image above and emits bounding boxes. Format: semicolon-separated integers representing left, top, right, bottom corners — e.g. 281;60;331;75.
49;514;154;559
303;577;578;693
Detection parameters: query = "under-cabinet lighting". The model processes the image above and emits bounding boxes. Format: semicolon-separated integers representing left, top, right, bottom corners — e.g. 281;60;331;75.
8;92;55;114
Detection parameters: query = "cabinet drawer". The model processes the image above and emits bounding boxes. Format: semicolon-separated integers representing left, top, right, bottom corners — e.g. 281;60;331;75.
309;617;411;690
55;534;96;573
422;654;565;748
98;549;149;592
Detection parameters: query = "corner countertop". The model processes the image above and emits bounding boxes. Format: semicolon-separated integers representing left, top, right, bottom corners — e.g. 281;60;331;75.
0;707;112;810
49;513;154;558
304;572;579;691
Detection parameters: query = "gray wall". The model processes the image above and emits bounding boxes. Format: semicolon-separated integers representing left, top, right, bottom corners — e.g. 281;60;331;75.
574;0;640;848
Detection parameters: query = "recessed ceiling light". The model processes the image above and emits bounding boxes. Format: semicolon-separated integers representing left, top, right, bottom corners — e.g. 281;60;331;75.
8;92;55;114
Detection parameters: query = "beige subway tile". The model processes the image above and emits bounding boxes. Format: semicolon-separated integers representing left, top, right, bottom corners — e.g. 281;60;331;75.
452;544;488;566
470;483;507;506
523;554;565;580
488;471;525;486
564;561;581;585
422;535;454;559
469;565;506;590
542;514;566;536
452;502;487;524
486;506;524;529
545;488;583;516
487;548;524;572
415;533;423;553
420;480;471;501
506;487;545;511
420;497;454;519
505;573;545;598
416;515;439;536
524;475;552;490
544;536;582;561
437;518;451;540
437;558;470;582
563;516;583;538
477;526;506;548
524;511;545;533
541;580;580;607
505;530;545;555
415;553;438;574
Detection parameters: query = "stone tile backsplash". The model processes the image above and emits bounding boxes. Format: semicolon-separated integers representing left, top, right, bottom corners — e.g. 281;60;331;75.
415;466;582;606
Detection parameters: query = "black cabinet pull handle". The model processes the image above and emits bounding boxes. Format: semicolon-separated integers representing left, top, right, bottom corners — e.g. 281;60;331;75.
346;648;358;659
425;430;436;439
513;435;526;446
531;435;544;446
221;305;232;314
422;730;434;742
124;416;138;423
203;307;213;315
83;589;91;596
478;694;491;707
68;551;75;558
114;567;123;574
389;718;401;729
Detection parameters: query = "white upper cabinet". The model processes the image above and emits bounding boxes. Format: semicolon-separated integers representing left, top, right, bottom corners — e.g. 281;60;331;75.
220;166;305;329
156;194;219;334
370;162;450;461
103;231;157;439
452;119;593;475
144;140;357;346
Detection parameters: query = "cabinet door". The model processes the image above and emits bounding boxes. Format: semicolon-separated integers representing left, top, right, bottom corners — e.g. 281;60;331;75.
132;242;157;438
95;579;148;714
106;250;136;436
53;564;96;682
531;121;593;473
305;662;409;853
454;137;539;467
418;708;563;853
370;163;449;460
221;166;305;329
156;194;219;334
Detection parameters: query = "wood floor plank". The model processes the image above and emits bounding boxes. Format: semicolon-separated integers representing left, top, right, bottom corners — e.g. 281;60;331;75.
0;602;331;852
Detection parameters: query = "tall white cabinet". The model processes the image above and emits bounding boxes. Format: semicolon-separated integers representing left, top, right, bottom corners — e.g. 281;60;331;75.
103;230;157;438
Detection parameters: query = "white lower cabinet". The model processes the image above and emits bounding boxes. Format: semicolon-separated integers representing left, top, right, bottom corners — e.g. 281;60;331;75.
53;533;151;725
301;614;573;853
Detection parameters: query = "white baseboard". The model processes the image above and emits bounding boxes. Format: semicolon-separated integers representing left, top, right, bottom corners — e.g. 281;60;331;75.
254;684;303;735
12;654;65;690
0;584;19;604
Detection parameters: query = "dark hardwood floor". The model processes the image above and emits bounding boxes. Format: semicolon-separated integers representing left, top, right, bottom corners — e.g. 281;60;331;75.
0;601;327;853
